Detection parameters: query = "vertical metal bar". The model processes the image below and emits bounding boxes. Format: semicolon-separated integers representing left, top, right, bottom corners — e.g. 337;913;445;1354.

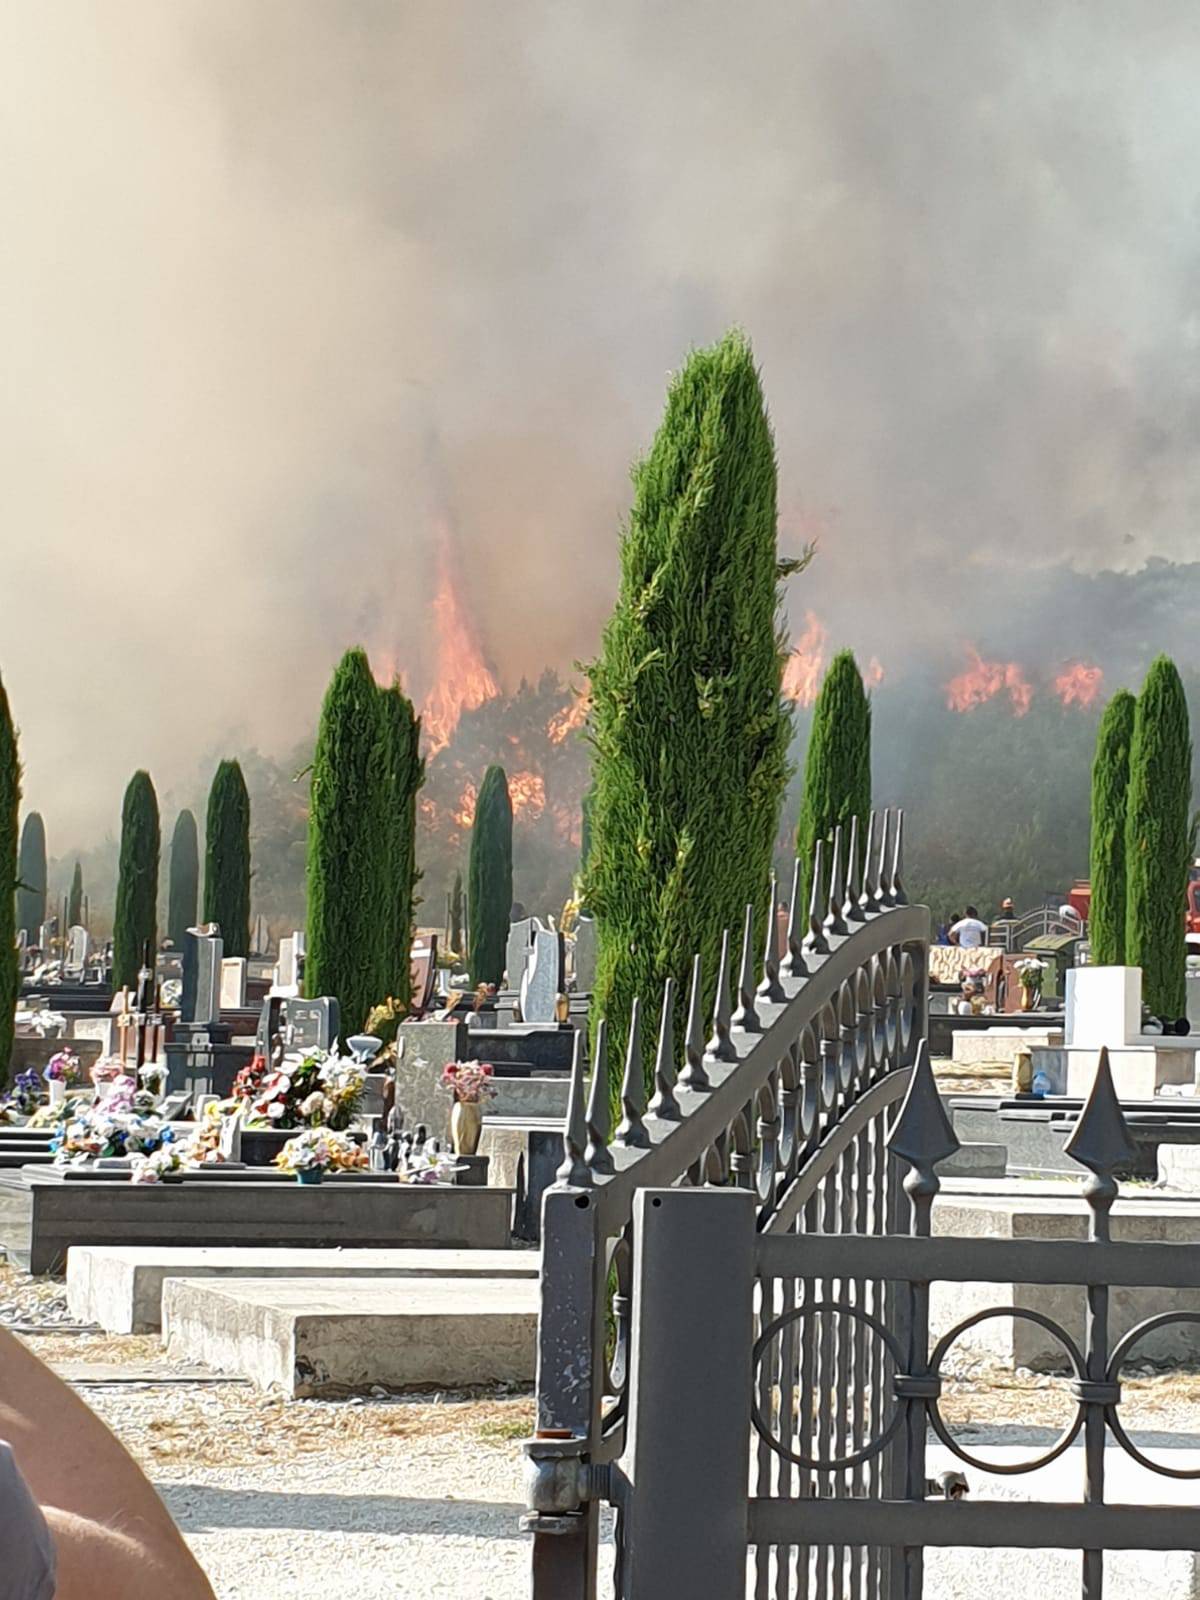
797;1195;818;1600
755;1269;774;1600
776;1272;797;1600
1082;1279;1107;1600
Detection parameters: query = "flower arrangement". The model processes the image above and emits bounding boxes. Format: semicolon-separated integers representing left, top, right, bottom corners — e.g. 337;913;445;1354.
91;1058;128;1090
182;1099;236;1166
51;1077;174;1165
0;1069;44;1121
19;1009;66;1038
395;1139;461;1185
1014;957;1048;990
232;1047;365;1131
130;1145;183;1184
273;1127;367;1175
440;1062;497;1104
44;1050;80;1084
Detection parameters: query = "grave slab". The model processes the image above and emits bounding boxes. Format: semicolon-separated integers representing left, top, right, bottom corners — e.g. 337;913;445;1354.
162;1275;539;1395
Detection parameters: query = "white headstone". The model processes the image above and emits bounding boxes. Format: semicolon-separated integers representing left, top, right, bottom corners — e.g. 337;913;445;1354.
220;957;247;1010
1066;966;1142;1048
520;928;563;1025
65;925;89;975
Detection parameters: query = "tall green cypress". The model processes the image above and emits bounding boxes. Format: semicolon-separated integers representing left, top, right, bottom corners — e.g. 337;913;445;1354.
67;861;84;928
469;765;513;987
795;651;872;908
450;868;465;957
16;812;46;940
112;771;160;992
306;648;387;1032
203;760;251;958
585;330;793;1095
1126;655;1192;1020
0;674;19;1083
378;680;424;1011
167;810;199;949
1088;690;1136;965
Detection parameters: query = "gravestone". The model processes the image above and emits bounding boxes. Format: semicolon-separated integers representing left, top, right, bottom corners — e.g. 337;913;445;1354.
280;998;340;1053
250;914;271;957
38;917;56;955
65;925;89;977
520;928;563;1025
274;933;303;995
410;936;438;1016
220;958;247;1010
181;927;223;1026
573;914;597;993
505;918;535;989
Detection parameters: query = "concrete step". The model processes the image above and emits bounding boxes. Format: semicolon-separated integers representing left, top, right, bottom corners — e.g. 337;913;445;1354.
68;1244;540;1333
162;1275;540;1396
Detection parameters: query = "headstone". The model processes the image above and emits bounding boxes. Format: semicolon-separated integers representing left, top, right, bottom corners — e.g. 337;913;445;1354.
220;958;247;1010
505;917;535;988
520;928;563;1025
250;913;271;957
273;930;304;995
279;997;340;1053
38;917;57;955
181;926;223;1026
410;936;438;1016
1066;965;1142;1048
65;925;89;976
574;914;597;993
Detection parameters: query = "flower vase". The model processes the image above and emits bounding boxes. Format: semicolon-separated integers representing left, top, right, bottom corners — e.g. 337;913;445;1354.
450;1099;483;1156
47;1079;65;1108
1019;985;1038;1012
296;1167;323;1186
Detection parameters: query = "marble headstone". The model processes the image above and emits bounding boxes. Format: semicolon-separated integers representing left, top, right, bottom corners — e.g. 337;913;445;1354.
220;957;247;1010
66;925;89;975
520;928;564;1025
505;917;535;989
573;914;597;993
181;926;223;1025
38;917;56;954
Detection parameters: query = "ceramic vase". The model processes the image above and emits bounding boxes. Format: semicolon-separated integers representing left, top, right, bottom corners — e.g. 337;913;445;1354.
450;1098;483;1156
296;1167;324;1185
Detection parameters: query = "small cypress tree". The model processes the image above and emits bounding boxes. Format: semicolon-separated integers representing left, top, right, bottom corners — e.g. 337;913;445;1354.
450;868;465;956
0;674;19;1083
795;651;872;907
306;648;388;1032
67;860;84;928
1126;655;1192;1020
112;771;160;992
378;680;424;1011
1088;690;1136;965
16;812;46;940
469;765;513;987
167;810;199;949
203;760;251;958
585;330;793;1095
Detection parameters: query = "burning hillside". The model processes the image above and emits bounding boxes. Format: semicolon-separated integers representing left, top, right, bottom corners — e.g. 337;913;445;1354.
944;645;1103;716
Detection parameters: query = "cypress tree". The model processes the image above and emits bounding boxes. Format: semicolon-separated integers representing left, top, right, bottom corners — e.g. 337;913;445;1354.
0;674;19;1084
1126;655;1192;1020
450;868;465;957
585;329;793;1095
203;760;251;958
68;860;84;928
16;812;46;940
469;765;513;987
795;651;872;908
1088;690;1136;965
378;680;424;1011
306;648;387;1032
167;810;199;949
112;771;160;992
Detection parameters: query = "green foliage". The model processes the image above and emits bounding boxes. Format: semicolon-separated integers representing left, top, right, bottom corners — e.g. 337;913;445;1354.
584;330;792;1096
469;765;513;986
1088;691;1136;965
203;761;251;958
112;771;160;992
1126;655;1192;1018
0;676;19;1082
795;652;871;905
167;810;199;949
377;681;424;1011
450;868;465;956
16;812;46;940
306;649;388;1033
67;860;84;928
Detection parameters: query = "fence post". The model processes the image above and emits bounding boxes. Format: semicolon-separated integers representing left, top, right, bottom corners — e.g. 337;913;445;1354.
621;1186;757;1599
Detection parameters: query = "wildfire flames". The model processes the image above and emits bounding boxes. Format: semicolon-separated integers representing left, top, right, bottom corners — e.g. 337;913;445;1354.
782;611;829;707
865;656;885;688
945;647;1034;717
547;686;589;744
420;542;500;756
452;780;477;830
508;770;546;819
1054;660;1104;709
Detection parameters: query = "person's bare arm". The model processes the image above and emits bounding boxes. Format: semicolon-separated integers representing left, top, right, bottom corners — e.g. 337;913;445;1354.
0;1327;214;1600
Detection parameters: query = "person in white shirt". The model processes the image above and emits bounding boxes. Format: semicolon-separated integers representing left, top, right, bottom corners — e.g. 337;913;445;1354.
949;906;989;949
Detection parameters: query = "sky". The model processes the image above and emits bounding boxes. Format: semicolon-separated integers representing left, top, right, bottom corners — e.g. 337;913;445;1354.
3;1;1200;848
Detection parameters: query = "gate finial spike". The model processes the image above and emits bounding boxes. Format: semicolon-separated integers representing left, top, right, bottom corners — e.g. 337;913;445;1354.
615;997;651;1148
878;811;896;908
757;871;787;1000
843;813;866;922
647;976;681;1121
823;825;849;936
1064;1047;1136;1237
889;808;907;905
680;953;711;1090
584;1018;614;1174
803;838;830;954
705;929;739;1061
887;1040;959;1232
859;810;879;912
780;856;808;977
732;903;762;1032
555;1028;593;1186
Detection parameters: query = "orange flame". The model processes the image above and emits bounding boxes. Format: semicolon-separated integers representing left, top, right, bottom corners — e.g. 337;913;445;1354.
865;656;885;688
452;780;477;830
547;685;590;744
782;611;828;707
945;647;1033;717
1054;660;1104;709
421;542;500;756
509;770;546;821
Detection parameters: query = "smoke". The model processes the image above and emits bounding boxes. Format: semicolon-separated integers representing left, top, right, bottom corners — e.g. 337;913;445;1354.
3;1;1200;857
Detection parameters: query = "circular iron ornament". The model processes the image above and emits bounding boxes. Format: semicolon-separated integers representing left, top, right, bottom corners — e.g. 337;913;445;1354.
883;950;900;1057
854;968;872;1075
927;1308;1086;1474
838;982;856;1092
751;1300;906;1472
1105;1312;1200;1479
870;959;888;1069
898;951;915;1054
799;1027;820;1142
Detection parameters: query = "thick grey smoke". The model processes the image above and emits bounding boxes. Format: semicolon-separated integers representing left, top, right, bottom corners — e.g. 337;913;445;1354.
2;1;1199;848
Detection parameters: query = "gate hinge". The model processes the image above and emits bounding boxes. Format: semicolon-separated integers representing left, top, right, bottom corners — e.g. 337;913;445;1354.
520;1434;612;1532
